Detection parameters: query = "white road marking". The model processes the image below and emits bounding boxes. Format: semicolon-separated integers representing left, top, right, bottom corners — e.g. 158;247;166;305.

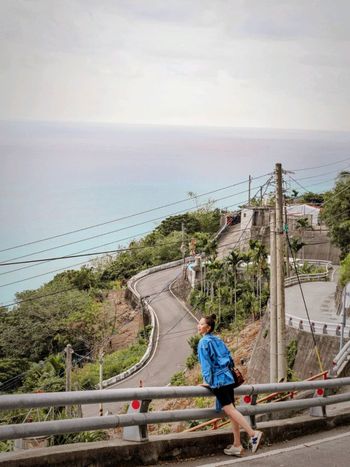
199;430;350;466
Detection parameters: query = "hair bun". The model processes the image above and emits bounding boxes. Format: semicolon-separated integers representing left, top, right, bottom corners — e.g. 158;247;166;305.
210;313;217;320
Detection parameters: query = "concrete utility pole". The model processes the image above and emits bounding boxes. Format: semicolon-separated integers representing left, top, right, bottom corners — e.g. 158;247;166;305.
269;208;278;382
248;175;252;205
275;163;287;382
284;205;291;278
99;351;104;416
180;222;186;279
64;344;74;417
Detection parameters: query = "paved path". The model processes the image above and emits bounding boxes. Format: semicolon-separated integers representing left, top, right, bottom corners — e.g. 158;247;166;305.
83;265;196;417
285;268;341;324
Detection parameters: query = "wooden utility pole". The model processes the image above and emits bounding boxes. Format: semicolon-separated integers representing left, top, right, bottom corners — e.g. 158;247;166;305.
64;344;74;417
275;163;287;382
269;209;278;382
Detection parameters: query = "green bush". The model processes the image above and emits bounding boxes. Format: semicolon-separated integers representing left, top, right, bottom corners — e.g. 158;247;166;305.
170;371;187;386
186;353;198;370
51;430;108;446
340;253;350;287
75;341;147;390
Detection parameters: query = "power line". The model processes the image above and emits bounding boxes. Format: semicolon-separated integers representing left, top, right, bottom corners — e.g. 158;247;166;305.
0;173;271;255
289;175;350;205
0;183;269;289
0;184;263;265
0;240;183;267
1;174;340;307
296;165;350;181
0;230;152;277
288;157;350;172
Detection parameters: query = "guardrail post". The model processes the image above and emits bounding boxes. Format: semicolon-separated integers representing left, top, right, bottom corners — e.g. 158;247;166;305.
122;399;152;442
241;394;257;429
309;388;327;417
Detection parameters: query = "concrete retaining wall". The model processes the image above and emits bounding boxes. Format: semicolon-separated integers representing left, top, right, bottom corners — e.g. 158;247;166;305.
2;408;350;466
248;312;349;383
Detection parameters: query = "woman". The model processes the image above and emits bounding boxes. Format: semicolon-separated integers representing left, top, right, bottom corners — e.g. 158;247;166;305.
197;314;263;457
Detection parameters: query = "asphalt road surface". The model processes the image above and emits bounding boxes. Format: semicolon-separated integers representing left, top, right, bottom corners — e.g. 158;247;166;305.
83;265;197;417
160;425;350;467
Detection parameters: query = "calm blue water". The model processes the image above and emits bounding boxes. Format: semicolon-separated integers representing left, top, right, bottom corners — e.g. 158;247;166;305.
1;121;350;305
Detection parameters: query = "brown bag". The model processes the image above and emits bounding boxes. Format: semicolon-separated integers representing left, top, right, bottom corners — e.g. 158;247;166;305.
231;366;245;388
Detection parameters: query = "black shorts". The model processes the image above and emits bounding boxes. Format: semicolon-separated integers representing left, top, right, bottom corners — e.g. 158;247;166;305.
211;384;235;407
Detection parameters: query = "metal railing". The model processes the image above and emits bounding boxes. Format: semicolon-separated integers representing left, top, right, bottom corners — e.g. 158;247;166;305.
1;378;350;441
285;315;350;337
284;259;332;288
333;340;350;376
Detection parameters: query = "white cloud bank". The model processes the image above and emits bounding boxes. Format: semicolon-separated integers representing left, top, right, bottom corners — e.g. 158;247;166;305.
1;0;350;130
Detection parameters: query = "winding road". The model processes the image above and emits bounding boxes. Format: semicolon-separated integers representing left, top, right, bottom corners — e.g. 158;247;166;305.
83;265;197;417
83;259;342;417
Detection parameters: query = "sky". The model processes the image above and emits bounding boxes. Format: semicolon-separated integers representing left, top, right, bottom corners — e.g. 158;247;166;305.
1;0;350;131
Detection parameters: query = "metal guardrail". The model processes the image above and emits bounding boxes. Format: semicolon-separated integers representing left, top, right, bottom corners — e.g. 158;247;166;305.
1;378;350;441
285;315;350;337
284;260;347;336
284;259;332;288
333;340;350;376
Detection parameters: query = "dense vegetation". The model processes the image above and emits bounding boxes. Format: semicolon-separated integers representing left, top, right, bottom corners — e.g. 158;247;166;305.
1;175;349;445
321;172;350;258
0;208;221;395
189;240;270;328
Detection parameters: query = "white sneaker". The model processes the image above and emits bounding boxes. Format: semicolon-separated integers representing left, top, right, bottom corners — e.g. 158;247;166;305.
224;444;244;456
250;431;263;453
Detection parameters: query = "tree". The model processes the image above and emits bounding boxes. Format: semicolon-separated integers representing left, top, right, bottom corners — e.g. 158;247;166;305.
339;253;350;287
225;250;242;321
299;191;325;205
156;213;200;236
321;176;350;258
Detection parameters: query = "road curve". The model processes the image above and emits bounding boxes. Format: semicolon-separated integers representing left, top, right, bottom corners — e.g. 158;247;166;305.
285;268;341;324
83;266;197;417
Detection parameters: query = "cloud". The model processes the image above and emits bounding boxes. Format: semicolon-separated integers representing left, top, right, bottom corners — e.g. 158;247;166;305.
0;0;349;130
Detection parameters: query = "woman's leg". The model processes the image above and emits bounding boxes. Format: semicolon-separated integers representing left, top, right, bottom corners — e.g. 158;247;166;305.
223;404;255;438
231;419;241;447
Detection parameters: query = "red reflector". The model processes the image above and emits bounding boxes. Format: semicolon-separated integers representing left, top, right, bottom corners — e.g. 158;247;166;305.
243;395;251;404
131;400;141;410
317;389;324;396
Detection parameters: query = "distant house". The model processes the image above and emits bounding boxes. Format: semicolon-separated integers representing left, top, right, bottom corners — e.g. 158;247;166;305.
286;204;320;227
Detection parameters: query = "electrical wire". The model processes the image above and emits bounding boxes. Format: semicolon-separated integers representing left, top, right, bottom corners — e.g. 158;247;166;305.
285;230;324;373
0;183;265;265
1;174;342;306
0;173;271;255
288;157;350;172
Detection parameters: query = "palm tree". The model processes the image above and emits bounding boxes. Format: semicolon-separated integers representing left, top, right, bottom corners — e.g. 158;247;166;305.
225;250;242;322
296;217;311;260
248;240;268;317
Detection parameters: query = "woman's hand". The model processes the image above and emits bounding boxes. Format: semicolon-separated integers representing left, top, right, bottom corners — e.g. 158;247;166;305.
198;383;210;388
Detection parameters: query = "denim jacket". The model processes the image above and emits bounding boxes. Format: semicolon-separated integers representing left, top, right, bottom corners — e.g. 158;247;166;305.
197;333;234;389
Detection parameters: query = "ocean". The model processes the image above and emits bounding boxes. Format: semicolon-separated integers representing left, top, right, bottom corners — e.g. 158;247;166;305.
1;120;350;305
